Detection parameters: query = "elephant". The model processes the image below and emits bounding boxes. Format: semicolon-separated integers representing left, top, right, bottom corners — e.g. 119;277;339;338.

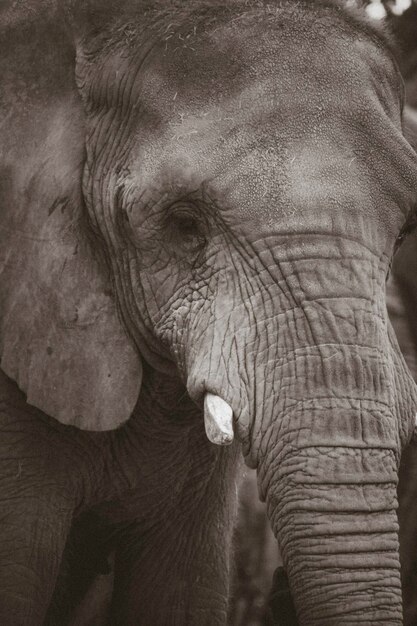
1;1;417;625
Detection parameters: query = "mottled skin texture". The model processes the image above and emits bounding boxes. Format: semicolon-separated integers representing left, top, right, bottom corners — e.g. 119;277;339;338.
1;1;417;625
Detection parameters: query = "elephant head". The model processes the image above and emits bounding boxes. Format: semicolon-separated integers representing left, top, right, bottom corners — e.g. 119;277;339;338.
1;1;417;623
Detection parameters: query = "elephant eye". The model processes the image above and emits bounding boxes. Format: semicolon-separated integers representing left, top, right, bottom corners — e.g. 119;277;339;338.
168;208;207;253
174;214;199;237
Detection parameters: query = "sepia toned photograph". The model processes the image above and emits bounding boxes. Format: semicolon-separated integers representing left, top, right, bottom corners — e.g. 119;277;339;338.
1;0;417;624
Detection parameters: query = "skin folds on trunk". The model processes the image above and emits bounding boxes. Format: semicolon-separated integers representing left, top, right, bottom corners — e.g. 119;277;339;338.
261;404;403;625
253;282;414;623
256;330;408;623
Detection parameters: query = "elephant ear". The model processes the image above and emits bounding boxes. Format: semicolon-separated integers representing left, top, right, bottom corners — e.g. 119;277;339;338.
0;2;141;430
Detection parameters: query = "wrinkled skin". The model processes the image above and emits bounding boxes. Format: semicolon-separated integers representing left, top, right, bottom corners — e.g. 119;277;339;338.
388;105;417;626
1;1;417;625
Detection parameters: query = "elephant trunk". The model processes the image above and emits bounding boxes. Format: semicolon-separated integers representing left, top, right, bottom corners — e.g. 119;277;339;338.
255;317;411;623
259;407;402;624
252;246;415;624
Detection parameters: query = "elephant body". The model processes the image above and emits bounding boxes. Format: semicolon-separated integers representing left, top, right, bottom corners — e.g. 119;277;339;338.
1;1;417;625
0;368;240;625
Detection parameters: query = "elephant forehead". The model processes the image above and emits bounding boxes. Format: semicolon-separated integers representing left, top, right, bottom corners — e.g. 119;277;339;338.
131;3;398;126
128;94;417;250
125;11;404;193
119;7;415;238
131;82;403;209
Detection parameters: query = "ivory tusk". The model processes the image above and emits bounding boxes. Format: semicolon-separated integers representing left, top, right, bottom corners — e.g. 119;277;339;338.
204;393;234;446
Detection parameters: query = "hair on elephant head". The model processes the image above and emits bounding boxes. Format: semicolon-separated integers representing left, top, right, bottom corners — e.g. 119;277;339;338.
1;1;417;624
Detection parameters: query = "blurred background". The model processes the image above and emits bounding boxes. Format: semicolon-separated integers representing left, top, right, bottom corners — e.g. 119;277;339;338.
230;469;280;626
